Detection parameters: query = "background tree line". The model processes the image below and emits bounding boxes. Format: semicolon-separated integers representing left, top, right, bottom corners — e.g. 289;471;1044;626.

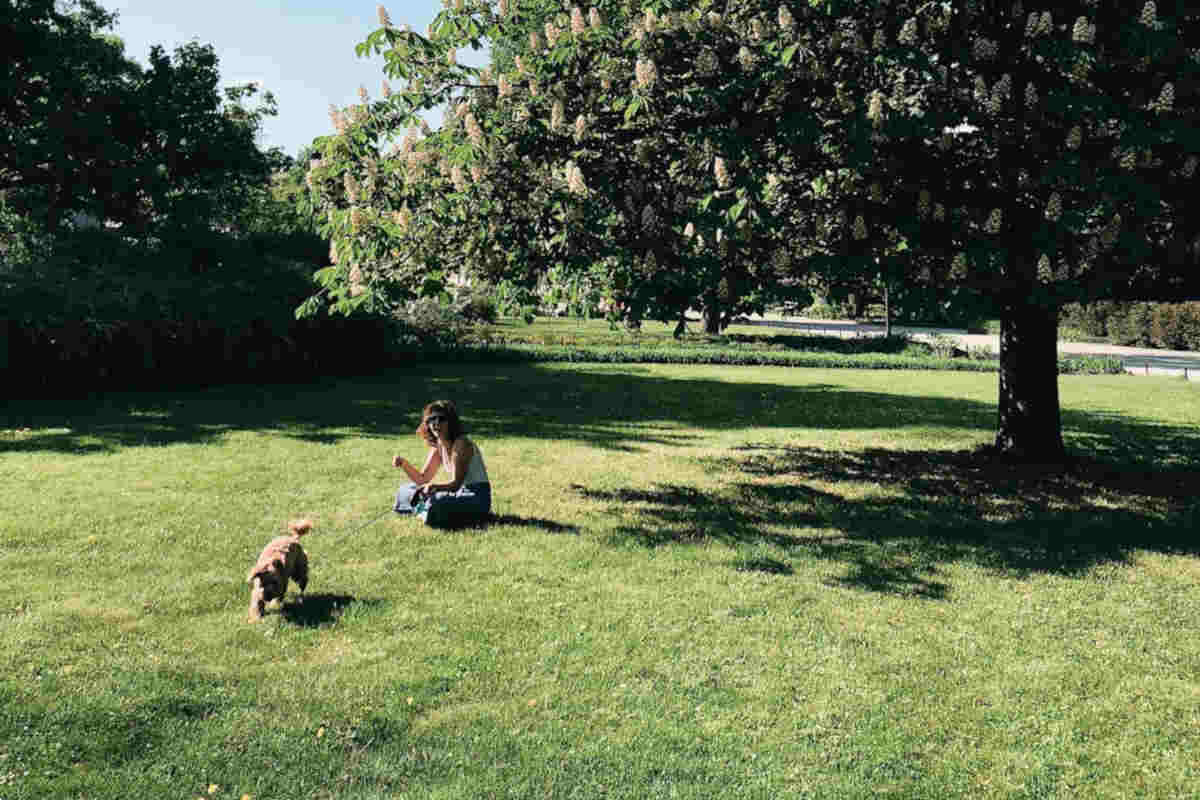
0;0;396;395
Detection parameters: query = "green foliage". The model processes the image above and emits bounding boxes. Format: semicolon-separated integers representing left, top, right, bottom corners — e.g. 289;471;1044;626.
1060;301;1113;339
1064;300;1200;350
1;225;395;392
493;281;540;318
1;1;280;237
1150;301;1200;350
299;0;1200;457
1107;302;1155;347
454;285;500;324
316;0;1200;319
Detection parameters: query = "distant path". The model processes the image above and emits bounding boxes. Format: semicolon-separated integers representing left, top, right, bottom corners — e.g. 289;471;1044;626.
731;315;1200;381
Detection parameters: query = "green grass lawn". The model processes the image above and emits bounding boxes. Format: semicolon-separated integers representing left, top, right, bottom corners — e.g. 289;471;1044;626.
2;362;1198;799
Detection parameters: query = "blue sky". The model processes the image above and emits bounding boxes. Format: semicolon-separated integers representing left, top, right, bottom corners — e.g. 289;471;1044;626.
105;0;484;159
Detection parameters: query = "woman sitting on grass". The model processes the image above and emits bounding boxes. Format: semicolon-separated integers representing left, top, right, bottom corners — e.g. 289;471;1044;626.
393;400;492;527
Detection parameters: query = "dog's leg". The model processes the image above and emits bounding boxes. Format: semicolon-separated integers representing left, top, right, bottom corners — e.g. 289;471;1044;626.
294;550;309;604
248;579;266;622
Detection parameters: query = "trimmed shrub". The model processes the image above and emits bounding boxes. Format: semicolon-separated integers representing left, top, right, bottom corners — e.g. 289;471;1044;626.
395;297;475;348
406;341;1124;375
455;287;499;324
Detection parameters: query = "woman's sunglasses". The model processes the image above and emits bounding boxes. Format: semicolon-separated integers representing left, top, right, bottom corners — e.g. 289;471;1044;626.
425;415;447;426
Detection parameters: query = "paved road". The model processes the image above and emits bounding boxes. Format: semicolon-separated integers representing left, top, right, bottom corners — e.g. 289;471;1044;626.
733;316;1200;381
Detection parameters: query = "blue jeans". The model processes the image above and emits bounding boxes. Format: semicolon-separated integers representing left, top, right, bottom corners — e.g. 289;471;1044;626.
394;482;492;528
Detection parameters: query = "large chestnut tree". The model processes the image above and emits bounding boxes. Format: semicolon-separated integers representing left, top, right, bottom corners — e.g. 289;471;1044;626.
306;0;1200;461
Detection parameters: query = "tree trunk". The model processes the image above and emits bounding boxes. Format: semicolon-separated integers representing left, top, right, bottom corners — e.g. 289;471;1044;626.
673;313;687;339
994;299;1065;462
703;294;722;334
883;283;892;338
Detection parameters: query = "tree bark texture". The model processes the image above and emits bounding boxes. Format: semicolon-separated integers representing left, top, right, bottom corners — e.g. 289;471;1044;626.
995;299;1065;462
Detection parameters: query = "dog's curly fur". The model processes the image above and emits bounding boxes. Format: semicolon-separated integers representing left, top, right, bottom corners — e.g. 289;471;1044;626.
247;519;311;622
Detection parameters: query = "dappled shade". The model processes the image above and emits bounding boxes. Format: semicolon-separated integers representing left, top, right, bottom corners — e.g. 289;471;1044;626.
576;445;1198;596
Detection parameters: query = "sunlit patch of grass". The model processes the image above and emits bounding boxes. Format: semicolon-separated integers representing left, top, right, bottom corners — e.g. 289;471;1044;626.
1;362;1197;798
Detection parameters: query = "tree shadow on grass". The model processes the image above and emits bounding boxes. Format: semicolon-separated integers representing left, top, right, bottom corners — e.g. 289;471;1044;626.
9;362;1195;465
1;363;1001;455
487;513;580;534
575;446;1198;598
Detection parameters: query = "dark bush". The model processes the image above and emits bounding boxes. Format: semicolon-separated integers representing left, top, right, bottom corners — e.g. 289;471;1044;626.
0;226;406;397
455;288;499;324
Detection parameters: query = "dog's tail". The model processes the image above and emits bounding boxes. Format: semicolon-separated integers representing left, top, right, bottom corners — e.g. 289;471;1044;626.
288;518;313;537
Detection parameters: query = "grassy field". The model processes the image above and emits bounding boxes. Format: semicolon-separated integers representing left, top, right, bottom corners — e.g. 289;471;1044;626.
2;359;1198;799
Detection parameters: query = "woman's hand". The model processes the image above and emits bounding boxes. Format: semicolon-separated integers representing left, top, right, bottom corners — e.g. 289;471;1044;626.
393;455;405;469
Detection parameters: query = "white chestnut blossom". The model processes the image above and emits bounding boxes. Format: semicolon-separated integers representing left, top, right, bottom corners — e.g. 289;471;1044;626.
737;46;756;71
1037;254;1053;282
866;90;885;127
465;113;484;146
714;157;731;188
778;6;794;32
1154;83;1174;113
1066;126;1082;150
852;215;868;240
1072;16;1095;43
566;163;587;195
973;38;998;61
1044;192;1062;221
951;252;968;278
1140;2;1156;28
635;57;658;88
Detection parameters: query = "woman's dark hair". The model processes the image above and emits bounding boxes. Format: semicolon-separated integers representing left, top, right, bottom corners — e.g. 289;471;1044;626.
416;400;465;447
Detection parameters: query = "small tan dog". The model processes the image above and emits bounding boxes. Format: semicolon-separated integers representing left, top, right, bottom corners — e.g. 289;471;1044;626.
247;519;311;622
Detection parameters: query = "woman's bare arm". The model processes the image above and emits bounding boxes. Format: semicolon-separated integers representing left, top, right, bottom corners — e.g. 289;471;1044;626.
394;448;441;483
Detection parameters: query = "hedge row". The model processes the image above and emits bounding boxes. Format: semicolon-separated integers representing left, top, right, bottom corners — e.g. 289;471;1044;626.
415;343;1127;375
2;325;1126;398
0;316;405;397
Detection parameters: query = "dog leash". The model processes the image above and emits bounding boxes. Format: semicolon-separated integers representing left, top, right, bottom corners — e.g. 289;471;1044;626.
329;507;394;543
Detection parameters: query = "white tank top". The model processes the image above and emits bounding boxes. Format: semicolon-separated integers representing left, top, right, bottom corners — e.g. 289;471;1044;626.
441;439;490;485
